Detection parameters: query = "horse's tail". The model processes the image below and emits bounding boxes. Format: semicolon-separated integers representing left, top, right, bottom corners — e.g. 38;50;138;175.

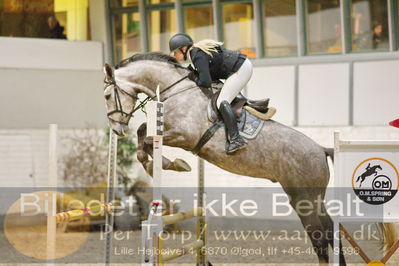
378;223;398;250
324;147;334;163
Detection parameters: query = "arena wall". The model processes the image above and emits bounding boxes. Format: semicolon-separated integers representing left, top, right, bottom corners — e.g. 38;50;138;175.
0;37;106;129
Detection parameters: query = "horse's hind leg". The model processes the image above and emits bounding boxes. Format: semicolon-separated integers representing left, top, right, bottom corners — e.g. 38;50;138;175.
360;177;365;187
319;202;347;265
288;190;329;265
137;123;191;176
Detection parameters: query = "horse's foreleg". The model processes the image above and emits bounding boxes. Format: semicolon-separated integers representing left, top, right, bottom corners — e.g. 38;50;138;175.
143;136;191;174
137;123;154;175
137;123;191;176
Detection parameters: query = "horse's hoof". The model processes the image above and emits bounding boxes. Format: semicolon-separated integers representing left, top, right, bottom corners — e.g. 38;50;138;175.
170;159;191;172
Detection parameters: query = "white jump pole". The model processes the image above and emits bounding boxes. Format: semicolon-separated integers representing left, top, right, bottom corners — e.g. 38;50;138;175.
47;124;58;263
196;158;206;265
104;129;118;265
141;88;207;265
142;88;164;265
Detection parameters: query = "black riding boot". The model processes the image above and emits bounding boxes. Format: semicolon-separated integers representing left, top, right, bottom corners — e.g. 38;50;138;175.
219;101;246;154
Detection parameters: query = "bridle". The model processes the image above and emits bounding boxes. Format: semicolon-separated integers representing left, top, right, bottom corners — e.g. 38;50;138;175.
105;79;137;126
104;74;189;125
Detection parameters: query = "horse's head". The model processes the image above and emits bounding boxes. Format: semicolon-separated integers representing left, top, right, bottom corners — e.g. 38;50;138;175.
377;165;382;170
103;63;139;136
103;53;189;136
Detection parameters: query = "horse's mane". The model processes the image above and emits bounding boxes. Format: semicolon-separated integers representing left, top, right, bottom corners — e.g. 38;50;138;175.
115;52;183;69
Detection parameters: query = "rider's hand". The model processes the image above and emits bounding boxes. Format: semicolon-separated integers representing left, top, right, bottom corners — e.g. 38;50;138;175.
187;64;195;72
188;70;199;82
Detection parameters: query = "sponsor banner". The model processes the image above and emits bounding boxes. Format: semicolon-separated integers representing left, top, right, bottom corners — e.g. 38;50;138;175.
352;158;399;205
335;138;399;219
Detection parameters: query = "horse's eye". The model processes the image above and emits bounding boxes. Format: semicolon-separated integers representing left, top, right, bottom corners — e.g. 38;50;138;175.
105;94;111;100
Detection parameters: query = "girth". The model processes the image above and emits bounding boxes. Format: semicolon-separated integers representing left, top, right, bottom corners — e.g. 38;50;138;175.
191;83;244;155
192;121;224;155
191;82;270;155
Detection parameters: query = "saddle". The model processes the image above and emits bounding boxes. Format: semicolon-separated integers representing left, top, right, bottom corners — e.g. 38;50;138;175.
191;82;276;155
207;84;276;123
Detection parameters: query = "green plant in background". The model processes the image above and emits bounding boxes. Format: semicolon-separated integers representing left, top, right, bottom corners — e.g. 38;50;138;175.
61;129;108;187
104;127;137;191
61;127;137;191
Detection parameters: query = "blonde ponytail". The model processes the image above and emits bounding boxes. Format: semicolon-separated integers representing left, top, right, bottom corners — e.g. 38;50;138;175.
192;39;224;57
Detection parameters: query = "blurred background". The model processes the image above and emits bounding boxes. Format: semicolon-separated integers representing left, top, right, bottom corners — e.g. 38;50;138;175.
0;0;398;199
0;2;398;264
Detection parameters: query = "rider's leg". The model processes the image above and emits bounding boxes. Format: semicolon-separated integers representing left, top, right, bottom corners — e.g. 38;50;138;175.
217;58;253;154
219;101;246;154
217;58;253;107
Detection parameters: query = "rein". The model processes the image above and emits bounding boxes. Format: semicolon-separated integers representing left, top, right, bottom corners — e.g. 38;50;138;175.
131;74;189;114
105;74;189;123
105;70;221;155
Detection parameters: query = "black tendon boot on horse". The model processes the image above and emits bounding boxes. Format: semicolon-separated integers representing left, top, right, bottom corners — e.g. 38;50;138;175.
219;101;246;154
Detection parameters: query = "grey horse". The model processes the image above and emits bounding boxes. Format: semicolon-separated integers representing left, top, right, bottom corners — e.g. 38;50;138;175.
103;52;395;265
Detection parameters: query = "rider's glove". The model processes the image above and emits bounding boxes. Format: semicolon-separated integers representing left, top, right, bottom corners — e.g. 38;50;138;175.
212;80;224;90
187;64;195;72
188;70;199;82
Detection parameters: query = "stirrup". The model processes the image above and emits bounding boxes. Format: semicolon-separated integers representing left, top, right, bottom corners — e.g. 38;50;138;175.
225;137;246;155
226;143;246;155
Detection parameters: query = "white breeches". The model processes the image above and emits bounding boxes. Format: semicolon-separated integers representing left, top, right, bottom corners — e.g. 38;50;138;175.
216;58;253;108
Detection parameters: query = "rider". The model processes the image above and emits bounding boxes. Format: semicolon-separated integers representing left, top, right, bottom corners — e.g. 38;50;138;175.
169;33;252;155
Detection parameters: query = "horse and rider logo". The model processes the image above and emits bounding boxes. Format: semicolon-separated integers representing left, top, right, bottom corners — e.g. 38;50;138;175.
352;158;399;205
356;164;383;188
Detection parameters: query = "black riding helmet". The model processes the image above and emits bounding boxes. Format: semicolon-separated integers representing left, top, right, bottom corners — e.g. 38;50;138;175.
169;33;193;60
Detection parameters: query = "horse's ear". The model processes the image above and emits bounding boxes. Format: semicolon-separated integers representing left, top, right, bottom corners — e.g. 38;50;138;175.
103;63;114;82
